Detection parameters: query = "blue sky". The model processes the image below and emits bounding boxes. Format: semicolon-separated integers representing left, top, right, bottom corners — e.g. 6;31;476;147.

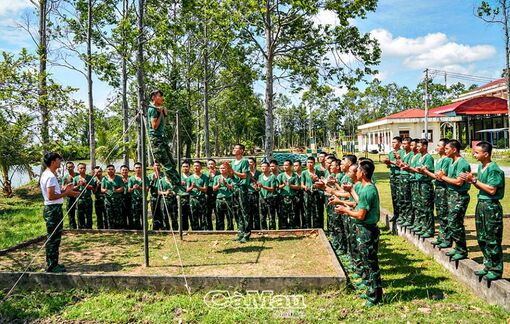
0;0;506;108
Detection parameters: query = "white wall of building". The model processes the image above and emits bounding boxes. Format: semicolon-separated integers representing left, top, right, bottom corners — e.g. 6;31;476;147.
358;121;442;154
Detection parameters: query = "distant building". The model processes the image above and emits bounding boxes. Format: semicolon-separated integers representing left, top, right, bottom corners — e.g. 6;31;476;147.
357;81;509;153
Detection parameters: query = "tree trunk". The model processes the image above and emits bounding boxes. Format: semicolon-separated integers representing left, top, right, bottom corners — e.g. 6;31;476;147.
504;0;510;148
214;110;220;156
38;0;49;148
263;0;274;159
122;0;130;167
203;20;210;158
136;0;146;161
196;102;201;158
87;0;96;169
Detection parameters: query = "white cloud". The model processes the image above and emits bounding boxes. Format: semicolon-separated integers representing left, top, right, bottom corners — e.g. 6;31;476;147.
312;9;339;27
0;0;32;17
371;29;448;56
370;28;497;71
405;43;496;69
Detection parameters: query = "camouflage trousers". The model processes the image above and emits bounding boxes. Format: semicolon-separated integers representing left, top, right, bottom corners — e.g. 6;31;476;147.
347;217;362;275
259;196;277;230
95;197;107;229
247;191;260;231
43;204;64;269
329;206;347;255
303;190;322;229
232;186;250;238
476;200;504;275
205;192;216;231
446;190;470;255
354;222;383;304
160;194;178;230
410;181;420;227
131;197;143;230
66;196;77;229
190;195;207;230
417;181;434;235
76;197;93;229
105;196;123;229
389;174;401;222
278;195;294;230
398;175;413;225
215;196;234;231
434;186;449;243
150;136;181;187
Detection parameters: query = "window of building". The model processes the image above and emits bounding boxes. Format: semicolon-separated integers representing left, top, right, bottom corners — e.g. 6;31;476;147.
399;130;409;138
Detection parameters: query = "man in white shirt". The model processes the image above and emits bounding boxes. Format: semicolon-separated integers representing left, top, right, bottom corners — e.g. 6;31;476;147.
40;152;79;273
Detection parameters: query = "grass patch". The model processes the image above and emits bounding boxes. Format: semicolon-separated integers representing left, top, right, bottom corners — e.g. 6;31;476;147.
0;227;508;322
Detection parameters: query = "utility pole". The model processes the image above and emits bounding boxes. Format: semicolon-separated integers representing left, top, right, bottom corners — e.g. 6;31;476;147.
424;68;429;141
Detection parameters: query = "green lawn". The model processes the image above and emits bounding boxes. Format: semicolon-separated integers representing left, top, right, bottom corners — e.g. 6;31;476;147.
0;170;509;322
0;227;508;322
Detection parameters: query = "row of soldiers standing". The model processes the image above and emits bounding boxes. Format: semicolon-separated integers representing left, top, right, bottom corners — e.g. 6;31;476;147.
386;137;505;281
61;161;177;231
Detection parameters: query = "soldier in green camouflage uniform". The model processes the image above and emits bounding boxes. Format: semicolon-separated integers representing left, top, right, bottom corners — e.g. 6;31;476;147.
147;90;182;189
325;159;342;251
407;139;435;237
421;139;451;245
436;140;471;261
93;166;107;229
232;144;251;242
461;141;505;280
402;139;421;230
338;155;357;256
62;161;77;229
335;160;382;307
257;162;278;230
128;162;149;230
186;161;209;230
277;160;300;229
73;163;95;229
150;162;165;230
301;157;322;229
120;165;131;229
206;159;218;230
383;136;404;223
293;160;304;229
213;162;235;230
101;165;125;229
397;138;414;227
248;158;262;230
179;161;192;231
41;152;79;272
315;152;328;229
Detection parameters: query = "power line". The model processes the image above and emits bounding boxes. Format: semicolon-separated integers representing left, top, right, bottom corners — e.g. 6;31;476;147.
427;68;498;84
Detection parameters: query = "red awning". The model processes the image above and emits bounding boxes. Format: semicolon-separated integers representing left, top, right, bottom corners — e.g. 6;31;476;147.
429;97;508;115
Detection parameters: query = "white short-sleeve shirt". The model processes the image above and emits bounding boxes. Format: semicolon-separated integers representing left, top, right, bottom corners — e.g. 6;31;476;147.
40;169;64;205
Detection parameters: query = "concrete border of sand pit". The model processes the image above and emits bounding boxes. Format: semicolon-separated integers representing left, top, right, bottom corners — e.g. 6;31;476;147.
381;208;510;312
0;229;346;293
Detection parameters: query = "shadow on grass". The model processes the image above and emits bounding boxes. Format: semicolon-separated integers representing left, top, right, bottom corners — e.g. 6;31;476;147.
378;230;456;303
220;246;273;254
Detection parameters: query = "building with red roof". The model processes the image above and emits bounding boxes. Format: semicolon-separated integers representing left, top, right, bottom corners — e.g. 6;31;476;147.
357;88;509;153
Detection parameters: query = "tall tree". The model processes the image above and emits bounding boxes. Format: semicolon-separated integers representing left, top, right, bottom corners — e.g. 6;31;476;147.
227;0;380;158
477;0;510;146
